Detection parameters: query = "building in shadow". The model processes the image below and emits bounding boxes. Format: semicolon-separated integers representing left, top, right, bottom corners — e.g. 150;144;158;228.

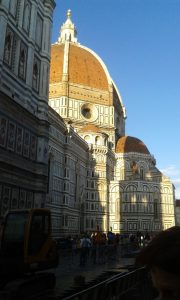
0;0;55;213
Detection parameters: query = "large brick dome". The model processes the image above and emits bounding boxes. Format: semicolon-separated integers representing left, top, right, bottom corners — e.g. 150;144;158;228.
50;43;109;91
116;136;150;154
49;10;126;139
49;10;125;110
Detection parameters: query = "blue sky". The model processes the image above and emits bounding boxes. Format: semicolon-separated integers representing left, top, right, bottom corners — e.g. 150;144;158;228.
52;0;180;198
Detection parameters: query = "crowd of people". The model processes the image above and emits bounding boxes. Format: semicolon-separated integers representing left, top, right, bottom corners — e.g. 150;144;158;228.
56;230;152;267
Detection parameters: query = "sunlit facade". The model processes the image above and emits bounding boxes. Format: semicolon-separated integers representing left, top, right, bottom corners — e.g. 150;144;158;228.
47;11;175;237
0;5;175;236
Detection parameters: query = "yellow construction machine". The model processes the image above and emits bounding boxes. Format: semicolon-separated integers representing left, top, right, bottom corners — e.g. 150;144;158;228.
0;208;59;299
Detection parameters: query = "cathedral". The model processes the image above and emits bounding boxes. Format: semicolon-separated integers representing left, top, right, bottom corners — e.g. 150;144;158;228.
0;2;175;237
47;11;175;237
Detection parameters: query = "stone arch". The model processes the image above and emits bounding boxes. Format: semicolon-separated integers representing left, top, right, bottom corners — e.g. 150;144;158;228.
110;184;120;194
84;135;91;143
143;184;150;192
162;186;171;194
152;186;160;193
125;184;137;192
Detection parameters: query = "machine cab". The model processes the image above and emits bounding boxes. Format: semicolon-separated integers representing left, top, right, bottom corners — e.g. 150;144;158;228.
0;209;58;276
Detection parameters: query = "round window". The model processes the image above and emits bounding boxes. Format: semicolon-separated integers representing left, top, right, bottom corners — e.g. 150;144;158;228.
81;103;98;121
82;107;92;119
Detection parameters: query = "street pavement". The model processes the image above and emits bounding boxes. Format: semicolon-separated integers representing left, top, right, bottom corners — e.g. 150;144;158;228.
52;245;136;298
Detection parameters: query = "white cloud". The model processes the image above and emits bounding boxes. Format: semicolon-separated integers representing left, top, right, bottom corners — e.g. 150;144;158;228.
160;165;180;178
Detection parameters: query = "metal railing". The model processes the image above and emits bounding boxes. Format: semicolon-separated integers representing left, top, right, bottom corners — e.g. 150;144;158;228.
62;267;158;300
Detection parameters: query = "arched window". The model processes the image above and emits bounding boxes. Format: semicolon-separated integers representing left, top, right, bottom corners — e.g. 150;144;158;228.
140;167;144;180
9;0;18;18
19;45;27;80
154;199;158;219
84;135;91;143
95;136;101;145
32;58;40;91
4;31;13;66
23;3;31;32
35;14;43;49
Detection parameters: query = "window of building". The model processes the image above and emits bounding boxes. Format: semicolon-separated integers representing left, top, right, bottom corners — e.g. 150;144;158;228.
23;1;31;33
95;136;101;145
4;28;14;67
9;0;18;19
63;195;68;205
63;182;69;192
91;181;95;189
64;156;70;165
32;57;40;92
84;135;90;143
140;167;144;180
64;168;69;179
154;199;158;219
35;14;43;49
19;45;27;80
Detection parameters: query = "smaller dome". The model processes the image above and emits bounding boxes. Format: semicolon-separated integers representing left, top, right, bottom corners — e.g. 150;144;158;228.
116;136;150;154
79;124;102;133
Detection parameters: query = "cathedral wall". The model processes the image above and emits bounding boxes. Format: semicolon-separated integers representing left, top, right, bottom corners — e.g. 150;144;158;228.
48;109;89;236
47;108;115;236
109;152;175;233
49;96;115;130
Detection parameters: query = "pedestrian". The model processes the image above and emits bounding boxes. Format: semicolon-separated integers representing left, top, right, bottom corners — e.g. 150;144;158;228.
136;226;180;299
79;235;91;266
91;233;97;264
71;237;77;263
